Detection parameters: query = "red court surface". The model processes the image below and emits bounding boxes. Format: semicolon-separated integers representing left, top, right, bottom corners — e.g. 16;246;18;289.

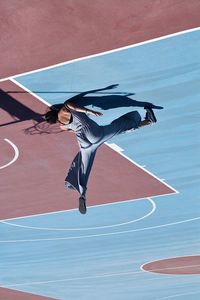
0;288;57;300
142;256;200;275
1;2;199;300
1;0;200;79
0;80;174;220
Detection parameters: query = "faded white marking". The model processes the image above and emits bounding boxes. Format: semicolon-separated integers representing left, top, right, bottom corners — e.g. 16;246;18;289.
0;139;19;169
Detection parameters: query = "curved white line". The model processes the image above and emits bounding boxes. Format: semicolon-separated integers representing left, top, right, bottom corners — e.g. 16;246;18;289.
2;264;200;289
140;254;200;275
0;215;200;243
141;263;200;275
155;290;200;300
1;198;156;231
2;269;142;287
3;269;200;289
0;139;19;169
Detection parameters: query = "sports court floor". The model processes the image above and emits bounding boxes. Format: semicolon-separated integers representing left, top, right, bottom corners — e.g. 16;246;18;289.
1;1;200;299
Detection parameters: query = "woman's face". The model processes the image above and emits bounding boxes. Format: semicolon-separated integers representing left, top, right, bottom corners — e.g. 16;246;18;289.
57;107;70;125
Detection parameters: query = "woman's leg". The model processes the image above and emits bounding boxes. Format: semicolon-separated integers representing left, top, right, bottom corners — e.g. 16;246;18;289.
138;119;153;127
65;146;97;214
100;111;141;143
99;110;156;145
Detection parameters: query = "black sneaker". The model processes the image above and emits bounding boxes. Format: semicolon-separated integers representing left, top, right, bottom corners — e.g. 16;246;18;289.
144;106;157;123
79;196;87;214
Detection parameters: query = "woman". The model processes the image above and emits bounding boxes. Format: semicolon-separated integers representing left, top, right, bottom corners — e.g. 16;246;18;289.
45;86;157;214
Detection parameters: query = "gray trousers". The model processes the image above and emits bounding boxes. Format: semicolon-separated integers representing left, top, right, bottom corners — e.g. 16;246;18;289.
65;111;141;197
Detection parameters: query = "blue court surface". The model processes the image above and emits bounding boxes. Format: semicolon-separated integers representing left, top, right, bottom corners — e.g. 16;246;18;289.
1;29;200;299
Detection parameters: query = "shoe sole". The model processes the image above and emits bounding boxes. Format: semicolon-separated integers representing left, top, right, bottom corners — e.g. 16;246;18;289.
79;197;87;214
144;107;157;123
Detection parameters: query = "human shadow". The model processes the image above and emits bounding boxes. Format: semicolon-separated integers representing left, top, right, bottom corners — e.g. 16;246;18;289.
4;84;163;110
1;84;163;134
4;84;163;112
0;89;56;135
51;84;163;111
0;89;44;126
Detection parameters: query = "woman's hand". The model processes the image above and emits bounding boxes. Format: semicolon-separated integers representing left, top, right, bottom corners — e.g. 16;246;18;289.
60;125;74;133
87;110;103;117
60;125;68;130
105;84;118;90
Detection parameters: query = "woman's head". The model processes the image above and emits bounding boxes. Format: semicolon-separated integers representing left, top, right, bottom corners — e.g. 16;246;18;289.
45;108;58;124
45;104;64;124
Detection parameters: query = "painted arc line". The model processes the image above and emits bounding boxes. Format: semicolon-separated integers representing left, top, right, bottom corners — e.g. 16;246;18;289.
140;255;200;276
1;269;145;288
1;215;200;243
3;265;200;289
0;193;170;222
0;273;175;289
155;290;200;300
0;139;19;170
1;198;156;231
3;263;200;289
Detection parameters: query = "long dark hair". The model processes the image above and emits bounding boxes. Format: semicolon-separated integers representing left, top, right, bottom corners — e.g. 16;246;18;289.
24;104;64;135
45;104;63;124
45;109;58;124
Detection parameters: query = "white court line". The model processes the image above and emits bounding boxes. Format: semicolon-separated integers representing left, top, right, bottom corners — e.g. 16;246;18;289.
0;270;146;288
2;263;200;289
0;215;200;243
10;78;50;106
155;290;200;300
0;193;171;222
106;142;179;194
1;198;156;231
107;143;124;152
0;27;199;82
0;139;19;169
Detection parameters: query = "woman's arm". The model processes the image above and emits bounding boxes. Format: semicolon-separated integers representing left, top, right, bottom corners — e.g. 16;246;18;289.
75;84;119;97
66;102;103;117
63;84;118;104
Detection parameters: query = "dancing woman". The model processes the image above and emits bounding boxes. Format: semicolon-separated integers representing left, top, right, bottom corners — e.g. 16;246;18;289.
45;85;157;214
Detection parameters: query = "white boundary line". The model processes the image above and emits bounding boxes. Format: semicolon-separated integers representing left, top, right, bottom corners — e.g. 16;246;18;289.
106;142;179;194
10;78;50;106
155;290;200;300
0;199;156;231
0;27;199;82
0;270;144;288
0;139;19;169
0;214;200;243
1;261;200;289
0;192;173;222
